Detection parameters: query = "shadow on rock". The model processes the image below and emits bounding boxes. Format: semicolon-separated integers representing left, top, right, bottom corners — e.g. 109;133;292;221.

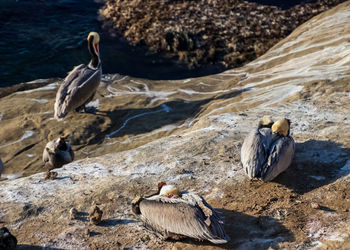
222;209;294;249
179;209;294;249
273;139;350;194
96;88;250;142
99;219;137;227
17;245;64;250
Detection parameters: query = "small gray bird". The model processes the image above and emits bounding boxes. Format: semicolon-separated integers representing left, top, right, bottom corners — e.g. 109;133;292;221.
54;32;102;119
42;137;74;178
0;157;4;177
241;118;295;181
132;182;230;244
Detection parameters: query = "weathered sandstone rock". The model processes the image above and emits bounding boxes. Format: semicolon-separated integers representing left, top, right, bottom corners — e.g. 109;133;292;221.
0;2;350;249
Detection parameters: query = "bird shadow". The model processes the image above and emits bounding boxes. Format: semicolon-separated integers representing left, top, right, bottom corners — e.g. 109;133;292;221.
221;209;294;249
82;88;250;147
176;209;294;249
17;245;64;250
272;139;350;194
75;211;89;222
99;219;137;227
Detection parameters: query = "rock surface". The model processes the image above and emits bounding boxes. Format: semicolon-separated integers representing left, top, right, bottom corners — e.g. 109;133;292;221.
0;2;350;249
100;0;346;69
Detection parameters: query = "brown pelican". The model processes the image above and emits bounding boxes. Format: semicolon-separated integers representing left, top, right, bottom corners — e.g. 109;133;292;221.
132;182;230;244
42;136;74;178
241;118;295;182
54;32;102;119
0;157;4;177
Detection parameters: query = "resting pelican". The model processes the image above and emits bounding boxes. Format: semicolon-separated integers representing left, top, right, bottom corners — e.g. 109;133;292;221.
0;157;4;177
241;118;295;182
132;182;230;244
54;32;102;119
42;137;74;178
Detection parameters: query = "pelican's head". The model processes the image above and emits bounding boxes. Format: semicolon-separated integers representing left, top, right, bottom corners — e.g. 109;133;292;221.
159;183;180;198
87;32;100;53
272;118;291;137
258;117;274;129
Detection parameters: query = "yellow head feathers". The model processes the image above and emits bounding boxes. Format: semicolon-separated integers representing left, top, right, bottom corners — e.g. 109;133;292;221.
87;32;100;44
272;118;291;137
258;116;274;128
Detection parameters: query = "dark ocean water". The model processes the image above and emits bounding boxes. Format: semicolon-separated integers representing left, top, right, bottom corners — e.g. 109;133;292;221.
0;0;225;87
0;0;316;87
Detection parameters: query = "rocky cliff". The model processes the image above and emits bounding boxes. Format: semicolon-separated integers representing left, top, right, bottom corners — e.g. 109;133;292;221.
100;0;346;69
0;1;350;249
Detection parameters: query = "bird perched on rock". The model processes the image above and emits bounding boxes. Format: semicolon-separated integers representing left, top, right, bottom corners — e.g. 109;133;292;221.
42;136;74;179
241;117;295;181
54;32;102;119
89;205;103;225
0;157;4;177
132;182;230;244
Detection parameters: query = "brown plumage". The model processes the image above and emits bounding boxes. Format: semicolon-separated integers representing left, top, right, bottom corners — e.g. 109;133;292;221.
54;32;102;119
42;137;74;176
132;183;229;244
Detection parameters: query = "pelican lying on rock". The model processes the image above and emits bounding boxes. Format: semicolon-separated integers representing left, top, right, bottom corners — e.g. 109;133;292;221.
241;118;295;182
0;157;4;177
54;32;102;119
132;182;230;244
42;137;74;179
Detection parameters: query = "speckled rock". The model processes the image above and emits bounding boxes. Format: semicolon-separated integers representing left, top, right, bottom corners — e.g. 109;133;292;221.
100;0;346;69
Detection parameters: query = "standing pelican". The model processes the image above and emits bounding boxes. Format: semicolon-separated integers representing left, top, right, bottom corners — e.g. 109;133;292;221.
132;182;230;244
241;118;295;182
54;32;102;119
0;157;4;177
42;137;74;178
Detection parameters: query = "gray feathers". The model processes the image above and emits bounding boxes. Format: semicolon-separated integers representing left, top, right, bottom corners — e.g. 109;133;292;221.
54;64;101;119
54;32;102;120
241;122;295;181
261;135;295;182
135;192;229;244
241;127;274;178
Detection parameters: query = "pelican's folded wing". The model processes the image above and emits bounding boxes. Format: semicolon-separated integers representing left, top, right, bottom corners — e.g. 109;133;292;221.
139;198;229;244
261;136;295;182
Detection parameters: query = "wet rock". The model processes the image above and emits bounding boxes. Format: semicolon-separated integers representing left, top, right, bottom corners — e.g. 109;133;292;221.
0;227;17;250
89;205;103;225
